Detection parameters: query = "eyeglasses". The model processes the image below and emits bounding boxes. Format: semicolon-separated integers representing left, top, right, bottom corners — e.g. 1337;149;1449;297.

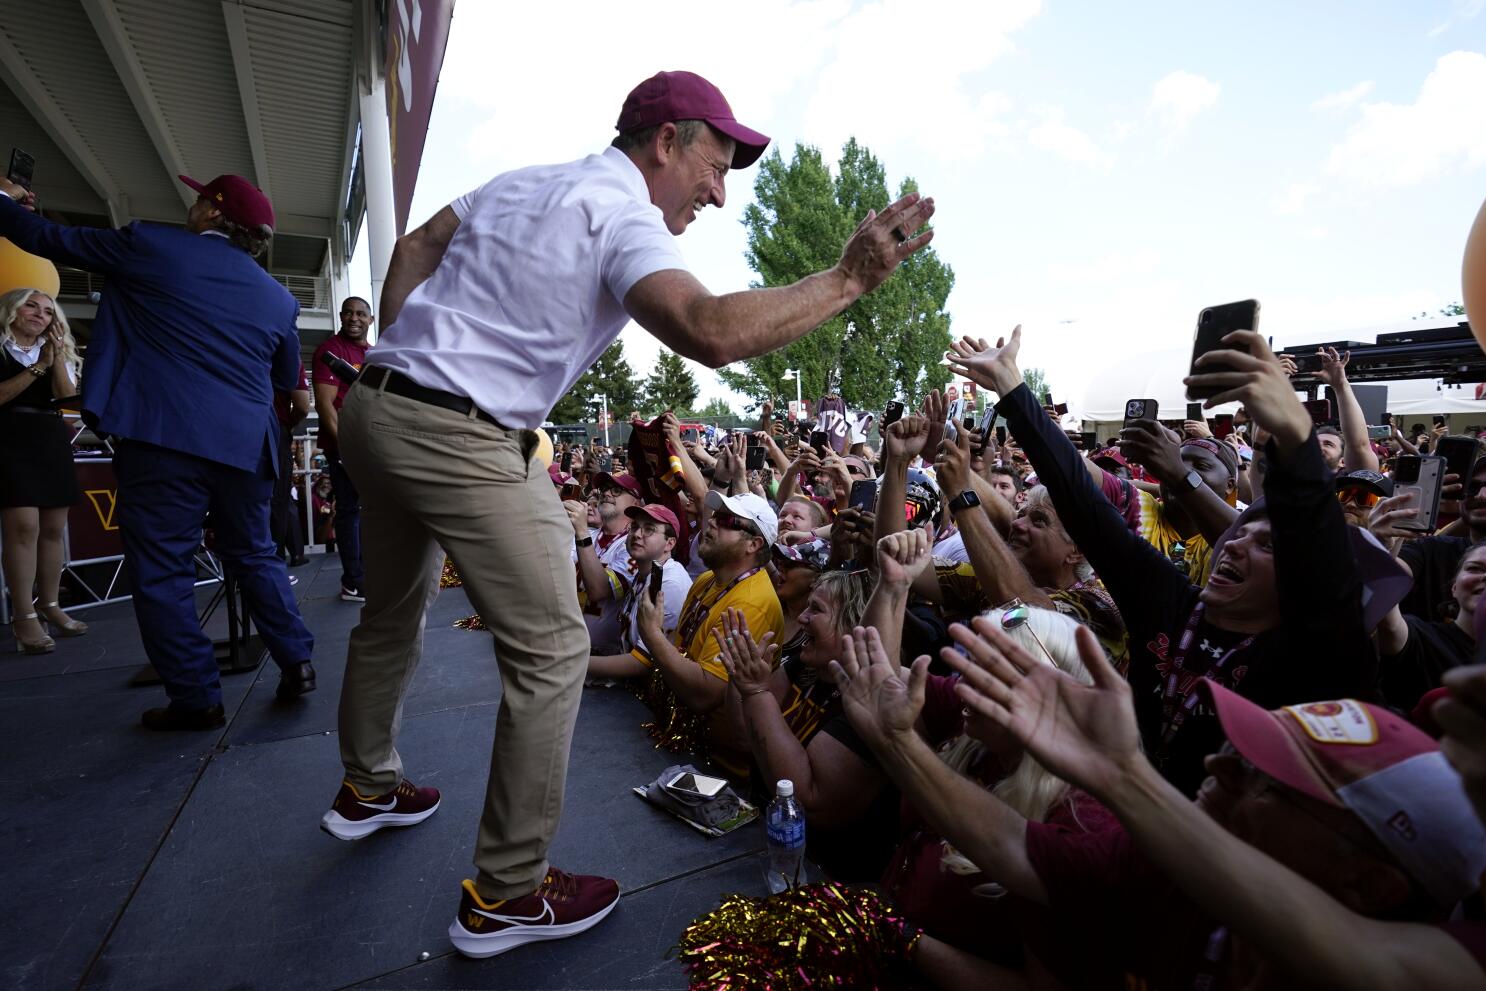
995;599;1056;668
1336;487;1380;509
712;511;758;536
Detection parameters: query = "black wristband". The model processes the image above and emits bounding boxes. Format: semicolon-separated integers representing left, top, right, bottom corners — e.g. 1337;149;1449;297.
575;535;593;548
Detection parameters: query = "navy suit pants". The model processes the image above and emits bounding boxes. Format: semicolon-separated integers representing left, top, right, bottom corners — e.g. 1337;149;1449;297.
114;440;315;709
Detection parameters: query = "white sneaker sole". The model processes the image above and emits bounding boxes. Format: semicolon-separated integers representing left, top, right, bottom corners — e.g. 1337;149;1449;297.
447;892;620;959
319;800;439;840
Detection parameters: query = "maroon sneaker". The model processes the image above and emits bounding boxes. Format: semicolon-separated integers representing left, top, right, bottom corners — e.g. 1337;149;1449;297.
319;778;440;840
448;868;620;958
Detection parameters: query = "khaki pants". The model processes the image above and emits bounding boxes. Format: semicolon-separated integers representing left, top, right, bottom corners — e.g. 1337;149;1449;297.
336;382;588;899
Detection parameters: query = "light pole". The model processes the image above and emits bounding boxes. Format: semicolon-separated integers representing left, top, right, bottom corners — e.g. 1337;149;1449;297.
596;393;610;447
782;369;802;416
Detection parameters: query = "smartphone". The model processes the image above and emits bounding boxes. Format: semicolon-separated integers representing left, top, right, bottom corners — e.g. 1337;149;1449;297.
1041;392;1053;407
1123;399;1158;428
1213;414;1235;440
1393;455;1445;533
648;566;663;604
975;407;996;454
1434;435;1480;482
995;425;1007;446
559;450;572;473
745;443;767;470
848;478;878;513
7;147;34;190
1434;415;1447;428
883;400;905;429
597;453;613;472
1186;402;1205;422
1080;431;1097;451
1188;299;1261;401
808;430;829;456
666;771;728;800
1302;399;1333;425
962;416;976;431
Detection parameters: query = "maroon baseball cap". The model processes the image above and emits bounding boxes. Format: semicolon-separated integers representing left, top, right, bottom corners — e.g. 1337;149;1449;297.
626;503;682;534
178;174;275;232
616;71;770;169
591;471;642;498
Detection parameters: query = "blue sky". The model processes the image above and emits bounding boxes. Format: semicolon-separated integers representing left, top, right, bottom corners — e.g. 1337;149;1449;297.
351;0;1486;414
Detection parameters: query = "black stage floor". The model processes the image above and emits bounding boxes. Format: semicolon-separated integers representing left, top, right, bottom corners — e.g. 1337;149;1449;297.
2;555;770;990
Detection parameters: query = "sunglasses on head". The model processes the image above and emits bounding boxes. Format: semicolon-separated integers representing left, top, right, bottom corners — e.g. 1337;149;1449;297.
1336;487;1380;509
994;599;1056;669
713;511;758;536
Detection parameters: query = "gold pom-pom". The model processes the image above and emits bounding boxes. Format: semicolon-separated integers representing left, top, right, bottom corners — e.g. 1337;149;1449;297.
440;558;463;588
453;614;486;631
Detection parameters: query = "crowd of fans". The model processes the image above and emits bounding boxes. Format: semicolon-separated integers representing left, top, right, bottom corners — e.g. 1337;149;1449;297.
539;328;1486;988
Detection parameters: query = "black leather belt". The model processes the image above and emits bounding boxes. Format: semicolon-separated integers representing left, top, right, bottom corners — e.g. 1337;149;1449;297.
2;405;60;416
358;365;508;429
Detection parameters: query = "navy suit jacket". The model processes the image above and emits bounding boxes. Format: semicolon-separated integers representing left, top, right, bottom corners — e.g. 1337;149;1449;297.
0;196;300;474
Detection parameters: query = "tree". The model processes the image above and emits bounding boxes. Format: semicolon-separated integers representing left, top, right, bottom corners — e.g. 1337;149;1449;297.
1413;302;1466;320
643;349;700;414
549;340;643;423
1022;367;1051;402
718;138;955;412
692;397;737;419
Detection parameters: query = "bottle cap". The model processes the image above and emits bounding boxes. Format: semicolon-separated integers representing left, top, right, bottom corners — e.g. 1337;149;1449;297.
776;779;794;797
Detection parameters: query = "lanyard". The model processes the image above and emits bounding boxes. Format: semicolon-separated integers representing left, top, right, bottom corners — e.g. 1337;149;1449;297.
1160;604;1253;745
676;567;760;650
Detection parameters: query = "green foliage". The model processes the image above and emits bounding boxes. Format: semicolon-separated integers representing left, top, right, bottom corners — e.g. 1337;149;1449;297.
1022;367;1051;401
719;138;955;411
1414;302;1467;320
692;397;737;419
549;340;643;423
644;350;701;414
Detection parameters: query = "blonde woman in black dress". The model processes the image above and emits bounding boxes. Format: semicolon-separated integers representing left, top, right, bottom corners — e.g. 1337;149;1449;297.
0;288;86;653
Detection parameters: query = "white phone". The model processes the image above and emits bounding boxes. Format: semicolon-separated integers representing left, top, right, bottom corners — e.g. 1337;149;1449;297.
666;771;728;799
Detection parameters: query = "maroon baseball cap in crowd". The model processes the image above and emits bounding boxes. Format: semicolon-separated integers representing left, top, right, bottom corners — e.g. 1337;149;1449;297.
1201;680;1486;907
626;503;682;535
616;70;770;169
1090;447;1129;470
592;471;643;498
178;174;275;232
548;464;583;496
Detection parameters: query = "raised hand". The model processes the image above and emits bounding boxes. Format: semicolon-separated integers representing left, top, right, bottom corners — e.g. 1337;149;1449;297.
884;414;930;464
836;192;936;299
562;499;588;538
1118;419;1187;486
1184;331;1310;451
1366;492;1420;540
1315;347;1351;390
875;528;933;588
831;625;927;750
939;616;1140;794
945;326;1024;398
713;607;778;697
934;420;973;494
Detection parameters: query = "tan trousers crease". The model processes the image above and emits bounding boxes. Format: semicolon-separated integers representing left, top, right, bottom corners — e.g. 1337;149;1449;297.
335;382;588;899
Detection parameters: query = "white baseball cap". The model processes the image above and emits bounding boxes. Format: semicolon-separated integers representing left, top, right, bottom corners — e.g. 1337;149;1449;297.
705;491;778;546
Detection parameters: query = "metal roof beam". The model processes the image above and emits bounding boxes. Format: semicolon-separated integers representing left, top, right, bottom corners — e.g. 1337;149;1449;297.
81;0;194;210
0;30;125;217
275;214;334;238
220;1;272;202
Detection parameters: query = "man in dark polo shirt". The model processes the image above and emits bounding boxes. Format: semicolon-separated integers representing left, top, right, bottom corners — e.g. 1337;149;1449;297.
312;297;372;601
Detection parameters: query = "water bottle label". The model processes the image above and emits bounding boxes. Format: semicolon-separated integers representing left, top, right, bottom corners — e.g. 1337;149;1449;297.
767;819;804;848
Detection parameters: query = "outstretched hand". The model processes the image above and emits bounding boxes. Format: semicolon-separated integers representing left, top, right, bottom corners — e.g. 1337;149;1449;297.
714;607;778;697
837;192;936;299
939;615;1141;796
831;625;927;751
885;414;930;464
1184;331;1311;452
946;326;1024;398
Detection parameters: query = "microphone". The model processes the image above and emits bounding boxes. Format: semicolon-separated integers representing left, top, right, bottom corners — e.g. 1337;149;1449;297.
319;350;360;384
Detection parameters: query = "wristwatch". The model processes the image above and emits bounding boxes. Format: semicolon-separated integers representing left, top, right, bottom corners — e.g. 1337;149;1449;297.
1171;469;1204;495
948;489;982;514
575;535;594;548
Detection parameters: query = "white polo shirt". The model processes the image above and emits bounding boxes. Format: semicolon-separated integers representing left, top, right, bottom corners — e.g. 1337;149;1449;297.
366;146;687;427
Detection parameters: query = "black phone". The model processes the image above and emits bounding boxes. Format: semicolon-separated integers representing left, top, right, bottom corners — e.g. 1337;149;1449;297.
1394;455;1445;533
1433;415;1447;428
848;478;877;513
809;430;829;456
1302;399;1333;425
648;566;663;603
975;407;996;454
1123;399;1158;428
1188;299;1260;401
883;400;905;428
7;147;34;190
597;453;613;472
1186;402;1205;422
745;443;766;470
962;416;976;431
1434;435;1479;482
1080;431;1097;451
995;425;1007;446
1041;391;1053;407
559;450;572;473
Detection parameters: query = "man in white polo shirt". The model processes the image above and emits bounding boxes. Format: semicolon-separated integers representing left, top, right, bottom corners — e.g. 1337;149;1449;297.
319;69;936;959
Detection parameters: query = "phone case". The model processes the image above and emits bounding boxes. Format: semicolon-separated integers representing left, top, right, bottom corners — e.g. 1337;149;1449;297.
1396;455;1445;533
1188;300;1260;401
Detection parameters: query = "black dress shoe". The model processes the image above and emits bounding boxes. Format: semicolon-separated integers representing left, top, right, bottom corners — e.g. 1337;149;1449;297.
141;703;226;731
276;661;317;699
288;556;309;567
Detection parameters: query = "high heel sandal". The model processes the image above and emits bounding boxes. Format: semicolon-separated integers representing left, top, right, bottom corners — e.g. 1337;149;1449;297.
40;602;87;637
12;612;56;654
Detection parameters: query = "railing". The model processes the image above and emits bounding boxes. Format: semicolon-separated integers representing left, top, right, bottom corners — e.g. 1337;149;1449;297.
55;267;329;313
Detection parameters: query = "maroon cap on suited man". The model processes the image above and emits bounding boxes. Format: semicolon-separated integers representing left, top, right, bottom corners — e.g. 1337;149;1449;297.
616;70;771;169
178;174;276;233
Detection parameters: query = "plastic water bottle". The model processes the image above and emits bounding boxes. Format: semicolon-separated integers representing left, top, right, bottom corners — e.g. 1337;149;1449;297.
764;779;806;894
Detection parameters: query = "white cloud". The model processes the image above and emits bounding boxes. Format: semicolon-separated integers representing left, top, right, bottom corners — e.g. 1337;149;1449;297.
1273;182;1318;215
1047;249;1160;284
1311;81;1373;111
1026;107;1110;167
1323;51;1486;189
1148;70;1220;133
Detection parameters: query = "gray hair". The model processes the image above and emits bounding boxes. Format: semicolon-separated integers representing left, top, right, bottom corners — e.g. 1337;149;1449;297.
611;119;708;156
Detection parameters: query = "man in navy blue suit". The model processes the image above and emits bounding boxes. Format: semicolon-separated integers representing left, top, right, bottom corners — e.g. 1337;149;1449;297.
0;174;316;729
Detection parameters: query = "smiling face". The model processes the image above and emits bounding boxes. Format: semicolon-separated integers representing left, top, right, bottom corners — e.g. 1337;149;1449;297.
597;483;639;526
1465;461;1486;534
1200;519;1280;631
10;292;55;343
339;297;372;341
1451;544;1486;626
647;123;735;235
797;586;842;669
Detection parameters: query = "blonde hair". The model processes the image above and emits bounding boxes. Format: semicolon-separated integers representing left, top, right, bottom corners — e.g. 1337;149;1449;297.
938;605;1091;881
784;495;829;529
810;568;874;640
0;288;80;375
1021;485;1093;582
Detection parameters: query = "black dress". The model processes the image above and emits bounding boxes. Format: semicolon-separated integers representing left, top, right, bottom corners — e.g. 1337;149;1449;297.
0;349;80;508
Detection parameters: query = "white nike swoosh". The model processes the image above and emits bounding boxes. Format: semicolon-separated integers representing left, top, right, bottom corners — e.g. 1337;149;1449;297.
358;798;398;811
469;899;555;926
